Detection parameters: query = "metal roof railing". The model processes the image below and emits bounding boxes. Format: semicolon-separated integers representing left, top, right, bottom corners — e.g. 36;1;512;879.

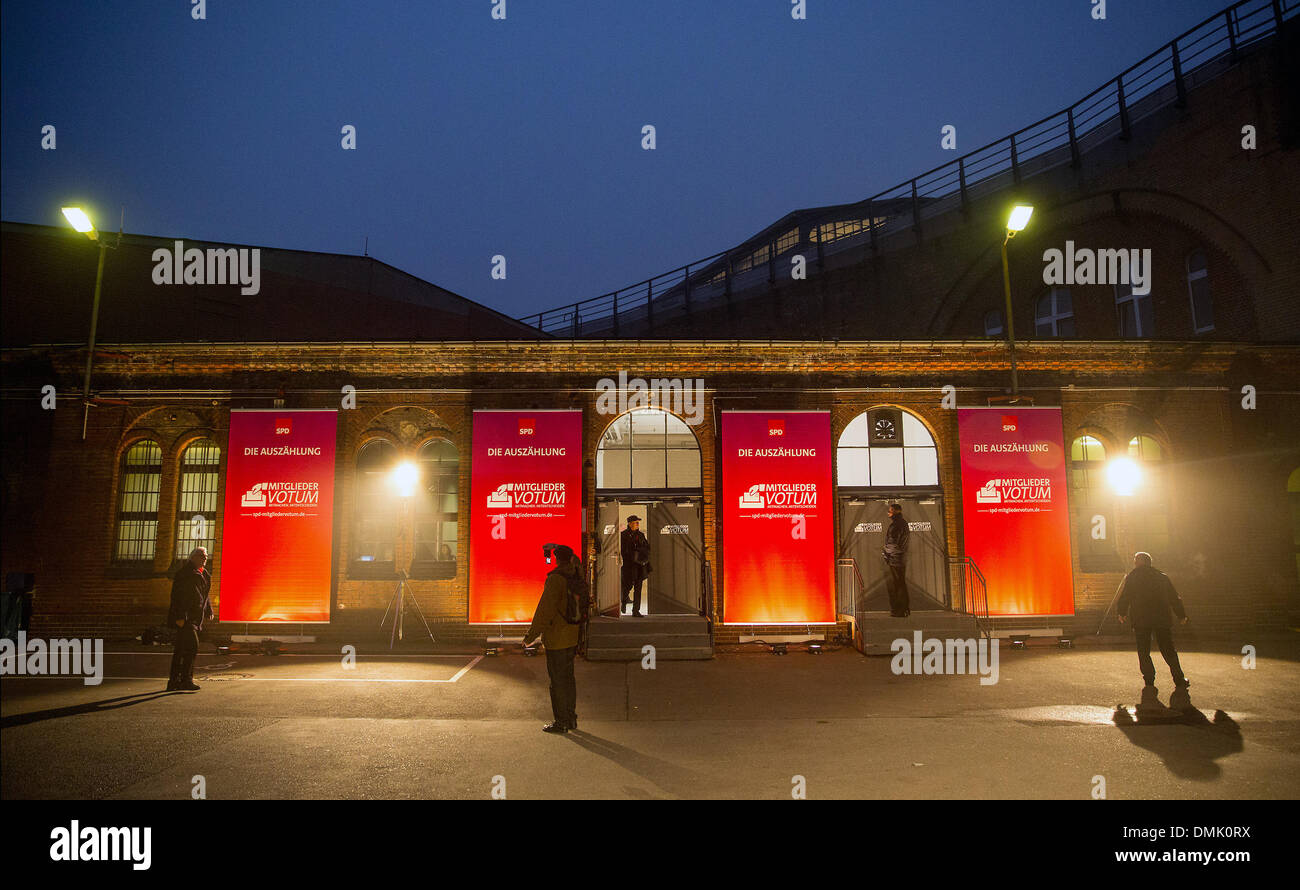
519;0;1295;338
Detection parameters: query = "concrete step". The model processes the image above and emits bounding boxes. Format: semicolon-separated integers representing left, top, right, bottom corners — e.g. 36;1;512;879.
587;616;709;637
585;644;713;661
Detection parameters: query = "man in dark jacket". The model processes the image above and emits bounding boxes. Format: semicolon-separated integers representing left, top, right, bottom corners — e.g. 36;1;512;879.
167;547;213;692
523;545;584;734
883;503;911;617
619;515;651;617
1116;551;1189;689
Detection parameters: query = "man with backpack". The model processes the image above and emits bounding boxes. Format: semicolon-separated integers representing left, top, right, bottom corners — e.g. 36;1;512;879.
523;543;587;734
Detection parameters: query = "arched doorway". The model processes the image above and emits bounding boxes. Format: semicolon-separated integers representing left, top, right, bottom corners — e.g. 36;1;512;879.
594;408;704;616
836;407;949;612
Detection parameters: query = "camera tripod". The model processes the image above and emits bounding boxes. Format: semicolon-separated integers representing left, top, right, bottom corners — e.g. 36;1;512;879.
379;569;436;649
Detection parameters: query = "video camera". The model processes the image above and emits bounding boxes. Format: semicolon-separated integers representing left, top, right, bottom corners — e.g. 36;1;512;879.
542;543;576;565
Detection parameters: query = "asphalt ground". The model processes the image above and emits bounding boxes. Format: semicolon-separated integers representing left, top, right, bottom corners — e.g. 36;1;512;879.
2;638;1297;800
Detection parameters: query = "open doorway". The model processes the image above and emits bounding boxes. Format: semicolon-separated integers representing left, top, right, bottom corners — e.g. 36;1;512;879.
838;494;950;612
596;497;702;615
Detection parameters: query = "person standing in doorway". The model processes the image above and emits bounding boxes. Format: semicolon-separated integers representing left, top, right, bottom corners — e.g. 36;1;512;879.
1117;551;1190;690
523;544;585;733
883;503;911;617
167;546;213;692
620;514;651;617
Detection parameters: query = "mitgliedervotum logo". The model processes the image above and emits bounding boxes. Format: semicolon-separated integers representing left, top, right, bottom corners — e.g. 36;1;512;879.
975;477;1052;505
151;240;261;296
240;481;321;508
738;483;817;509
486;482;566;510
891;632;999;685
0;632;104;685
49;821;151;870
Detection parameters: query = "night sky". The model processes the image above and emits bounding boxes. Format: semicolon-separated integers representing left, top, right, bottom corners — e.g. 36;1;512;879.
1;0;1230;320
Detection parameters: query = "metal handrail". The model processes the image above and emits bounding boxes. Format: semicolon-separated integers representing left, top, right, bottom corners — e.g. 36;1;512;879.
947;556;992;641
520;0;1293;337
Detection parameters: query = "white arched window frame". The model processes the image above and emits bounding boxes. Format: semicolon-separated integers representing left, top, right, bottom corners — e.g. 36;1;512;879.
596;408;701;490
1186;250;1215;334
837;409;939;488
1035;288;1075;337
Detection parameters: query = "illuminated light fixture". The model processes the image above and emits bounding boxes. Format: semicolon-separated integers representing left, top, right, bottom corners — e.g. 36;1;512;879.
522;645;539;657
1058;636;1074;649
1010;634;1030;650
807;642;823;654
390;461;419;498
1006;204;1034;233
771;643;788;655
61;206;97;238
484;646;499;656
1106;457;1142;496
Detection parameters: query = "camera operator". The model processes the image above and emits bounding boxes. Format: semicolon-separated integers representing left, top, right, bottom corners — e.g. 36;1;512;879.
523;544;585;734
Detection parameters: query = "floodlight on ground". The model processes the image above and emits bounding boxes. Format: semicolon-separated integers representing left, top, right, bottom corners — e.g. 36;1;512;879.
1106;457;1142;496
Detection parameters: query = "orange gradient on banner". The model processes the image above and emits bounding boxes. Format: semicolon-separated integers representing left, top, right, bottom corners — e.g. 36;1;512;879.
468;410;582;623
218;409;338;622
957;407;1075;616
721;411;835;624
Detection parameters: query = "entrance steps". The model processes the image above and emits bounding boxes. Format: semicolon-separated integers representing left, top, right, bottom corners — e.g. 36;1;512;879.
853;610;986;655
585;615;713;661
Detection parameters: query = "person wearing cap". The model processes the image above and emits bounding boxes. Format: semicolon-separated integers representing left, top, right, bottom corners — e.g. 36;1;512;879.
167;546;213;692
523;544;584;733
620;515;651;616
883;503;911;617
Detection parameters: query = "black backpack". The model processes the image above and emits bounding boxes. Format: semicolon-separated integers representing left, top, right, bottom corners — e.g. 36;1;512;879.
552;566;590;626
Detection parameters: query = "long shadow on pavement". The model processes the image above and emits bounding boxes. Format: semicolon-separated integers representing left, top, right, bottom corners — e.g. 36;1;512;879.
1113;686;1243;781
1;689;182;729
564;729;704;799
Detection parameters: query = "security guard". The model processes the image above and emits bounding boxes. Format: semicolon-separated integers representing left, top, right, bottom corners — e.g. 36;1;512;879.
167;547;213;692
619;515;651;616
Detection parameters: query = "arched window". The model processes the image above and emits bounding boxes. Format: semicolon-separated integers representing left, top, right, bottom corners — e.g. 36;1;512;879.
1186;250;1214;334
413;438;459;578
353;440;398;571
837;408;938;488
1069;434;1119;571
1116;281;1153;337
174;438;221;564
114;440;163;563
1035;288;1074;337
597;408;700;490
1128;434;1170;560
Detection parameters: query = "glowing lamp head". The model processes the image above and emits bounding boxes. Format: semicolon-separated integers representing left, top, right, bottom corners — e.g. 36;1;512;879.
61;207;97;239
390;461;419;498
1106;457;1142;496
1006;204;1034;233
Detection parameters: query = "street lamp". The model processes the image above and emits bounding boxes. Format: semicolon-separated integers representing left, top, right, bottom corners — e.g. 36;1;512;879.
1000;204;1034;400
62;206;113;440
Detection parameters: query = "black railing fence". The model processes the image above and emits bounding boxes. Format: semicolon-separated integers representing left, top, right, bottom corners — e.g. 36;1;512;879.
520;0;1294;338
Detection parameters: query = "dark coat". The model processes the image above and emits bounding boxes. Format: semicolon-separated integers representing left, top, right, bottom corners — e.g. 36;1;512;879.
883;514;910;567
1116;565;1186;629
167;563;213;631
620;527;651;582
523;561;582;650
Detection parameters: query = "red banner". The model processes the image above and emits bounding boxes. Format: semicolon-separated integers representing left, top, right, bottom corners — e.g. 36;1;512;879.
957;407;1074;616
721;411;835;624
469;410;582;623
219;409;338;622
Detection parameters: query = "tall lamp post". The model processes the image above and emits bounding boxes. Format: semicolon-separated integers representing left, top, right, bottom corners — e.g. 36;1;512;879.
62;206;118;440
1000;204;1034;401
